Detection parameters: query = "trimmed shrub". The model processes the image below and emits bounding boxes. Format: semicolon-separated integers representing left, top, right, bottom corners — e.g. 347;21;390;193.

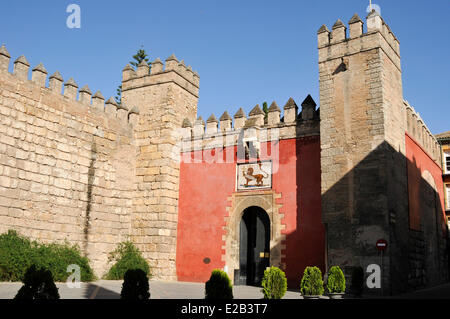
300;266;324;296
120;269;150;300
326;266;346;293
105;241;150;280
205;269;233;299
261;266;287;299
14;265;60;299
350;266;364;297
0;230;95;282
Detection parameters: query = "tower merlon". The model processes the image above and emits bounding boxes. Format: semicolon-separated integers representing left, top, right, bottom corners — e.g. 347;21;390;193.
92;91;105;111
317;25;331;48
331;19;346;44
105;97;118;117
300;94;317;121
177;60;187;78
165;54;179;70
348;13;363;38
49;71;63;93
122;64;136;82
219;111;232;132
366;9;382;32
234;107;247;130
0;44;10;71
79;84;92;105
194;116;205;136
185;65;195;86
64;77;78;100
151;58;163;74
206;114;219;134
31;62;48;87
116;103;129;125
136;59;150;77
181;117;193;138
268;101;281;125
128;106;140;127
13;55;30;80
283;97;298;123
248;104;265;127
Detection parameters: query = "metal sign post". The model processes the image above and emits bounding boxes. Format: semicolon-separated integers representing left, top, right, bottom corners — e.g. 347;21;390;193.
380;249;383;297
376;239;387;297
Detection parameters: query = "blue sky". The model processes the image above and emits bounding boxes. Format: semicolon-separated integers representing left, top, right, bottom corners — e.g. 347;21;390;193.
0;0;449;134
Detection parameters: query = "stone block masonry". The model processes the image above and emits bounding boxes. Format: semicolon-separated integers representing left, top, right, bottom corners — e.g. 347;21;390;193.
0;46;138;277
121;54;200;280
318;11;447;295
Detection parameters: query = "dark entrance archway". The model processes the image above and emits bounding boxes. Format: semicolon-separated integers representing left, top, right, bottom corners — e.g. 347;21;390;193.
238;206;270;286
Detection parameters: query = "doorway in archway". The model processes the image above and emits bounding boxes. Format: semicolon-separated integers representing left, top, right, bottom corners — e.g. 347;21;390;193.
238;206;270;286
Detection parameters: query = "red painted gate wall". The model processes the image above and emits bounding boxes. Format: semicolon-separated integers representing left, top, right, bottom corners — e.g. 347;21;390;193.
405;133;446;231
176;136;325;286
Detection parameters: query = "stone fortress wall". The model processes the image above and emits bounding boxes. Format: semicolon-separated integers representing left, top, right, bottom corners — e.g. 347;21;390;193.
0;46;139;276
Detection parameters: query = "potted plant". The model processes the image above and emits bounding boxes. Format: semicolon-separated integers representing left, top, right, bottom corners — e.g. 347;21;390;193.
14;265;60;300
205;269;233;299
300;266;324;299
261;266;287;299
120;268;150;299
326;266;346;299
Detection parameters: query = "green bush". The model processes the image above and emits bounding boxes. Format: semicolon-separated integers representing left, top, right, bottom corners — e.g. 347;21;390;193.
350;266;364;297
205;269;233;299
300;266;324;296
261;266;287;299
120;269;150;300
0;230;95;282
105;241;150;280
14;265;60;299
326;266;346;293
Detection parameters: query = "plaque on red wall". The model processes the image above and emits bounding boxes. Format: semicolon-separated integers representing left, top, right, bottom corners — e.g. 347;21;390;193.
237;161;272;191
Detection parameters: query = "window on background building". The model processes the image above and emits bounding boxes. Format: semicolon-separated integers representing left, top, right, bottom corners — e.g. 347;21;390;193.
447;185;450;210
445;152;450;174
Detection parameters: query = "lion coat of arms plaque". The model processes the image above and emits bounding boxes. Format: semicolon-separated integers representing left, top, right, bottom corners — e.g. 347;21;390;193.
237;161;272;190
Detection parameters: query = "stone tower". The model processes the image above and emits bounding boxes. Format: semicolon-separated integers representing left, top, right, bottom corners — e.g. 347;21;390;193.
121;55;199;280
318;11;410;294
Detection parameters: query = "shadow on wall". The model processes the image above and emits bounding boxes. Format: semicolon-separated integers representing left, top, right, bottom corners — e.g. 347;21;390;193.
267;135;325;289
83;141;97;256
321;140;449;296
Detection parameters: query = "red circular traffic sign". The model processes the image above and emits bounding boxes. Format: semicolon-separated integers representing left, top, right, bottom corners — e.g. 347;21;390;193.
376;239;388;251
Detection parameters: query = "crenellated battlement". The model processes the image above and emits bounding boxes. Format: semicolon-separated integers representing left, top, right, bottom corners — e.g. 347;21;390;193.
121;54;199;98
318;10;401;71
179;95;320;152
0;44;140;129
404;100;441;164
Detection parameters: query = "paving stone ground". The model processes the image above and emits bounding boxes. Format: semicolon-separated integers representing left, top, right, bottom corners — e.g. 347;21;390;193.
2;280;450;299
0;280;303;299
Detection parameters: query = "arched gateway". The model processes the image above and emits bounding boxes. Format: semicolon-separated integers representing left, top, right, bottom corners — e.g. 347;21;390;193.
237;206;270;286
222;191;285;285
